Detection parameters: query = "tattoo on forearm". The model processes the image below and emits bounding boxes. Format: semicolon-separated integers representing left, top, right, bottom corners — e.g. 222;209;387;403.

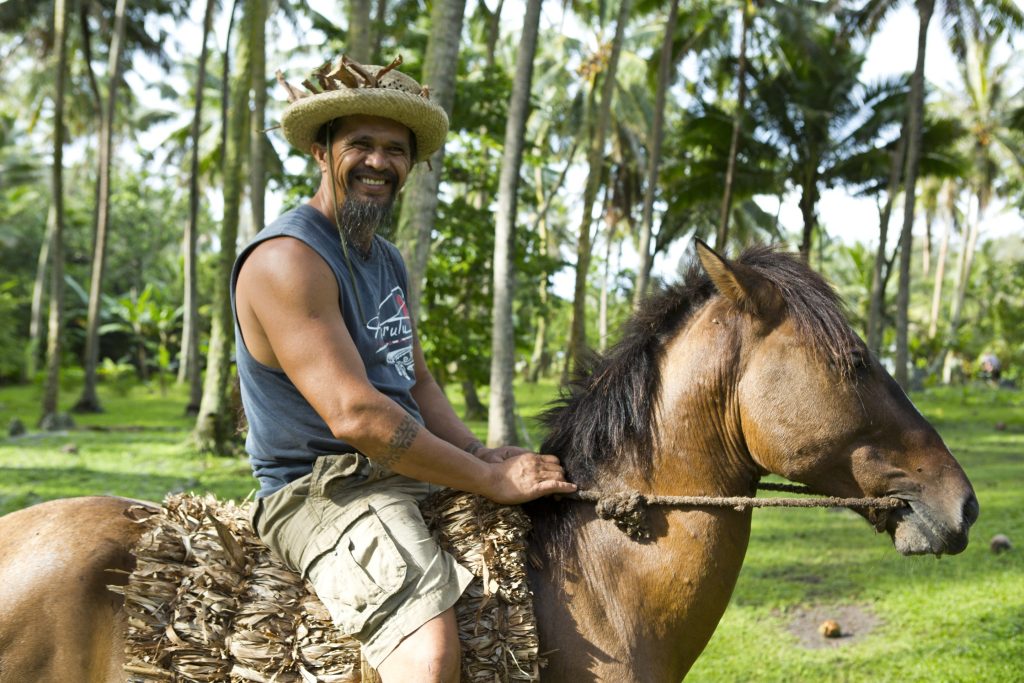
464;439;485;456
380;414;420;469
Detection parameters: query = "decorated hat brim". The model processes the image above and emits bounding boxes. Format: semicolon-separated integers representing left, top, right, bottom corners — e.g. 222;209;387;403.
280;88;448;162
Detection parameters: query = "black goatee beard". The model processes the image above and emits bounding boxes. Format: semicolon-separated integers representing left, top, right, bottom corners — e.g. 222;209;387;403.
338;198;395;254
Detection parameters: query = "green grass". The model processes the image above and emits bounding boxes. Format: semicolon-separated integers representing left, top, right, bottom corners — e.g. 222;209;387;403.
0;379;256;513
0;378;1021;681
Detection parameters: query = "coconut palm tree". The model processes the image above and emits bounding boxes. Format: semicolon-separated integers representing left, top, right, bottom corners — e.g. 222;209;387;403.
633;0;728;305
194;0;252;453
854;0;1024;387
75;0;191;412
250;0;267;237
751;5;879;259
717;0;758;250
395;0;468;316
74;0;128;414
657;99;782;250
178;0;217;417
487;0;542;446
931;24;1024;378
522;35;585;383
566;0;633;376
40;0;69;428
347;0;374;62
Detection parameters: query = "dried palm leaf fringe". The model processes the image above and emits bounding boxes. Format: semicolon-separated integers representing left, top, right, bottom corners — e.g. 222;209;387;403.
111;491;543;683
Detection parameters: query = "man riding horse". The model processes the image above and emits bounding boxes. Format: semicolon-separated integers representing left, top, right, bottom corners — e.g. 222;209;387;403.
235;56;575;683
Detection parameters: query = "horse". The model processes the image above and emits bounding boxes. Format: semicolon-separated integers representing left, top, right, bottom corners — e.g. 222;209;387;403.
0;241;978;682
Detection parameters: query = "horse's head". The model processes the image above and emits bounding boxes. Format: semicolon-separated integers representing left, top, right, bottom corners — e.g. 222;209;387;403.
693;241;978;556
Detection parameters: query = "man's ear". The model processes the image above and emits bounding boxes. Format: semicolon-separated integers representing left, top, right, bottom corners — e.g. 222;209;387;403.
695;239;783;319
310;143;328;171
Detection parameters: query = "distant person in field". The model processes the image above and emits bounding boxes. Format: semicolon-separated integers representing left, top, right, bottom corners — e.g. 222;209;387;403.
979;353;1002;382
230;56;575;683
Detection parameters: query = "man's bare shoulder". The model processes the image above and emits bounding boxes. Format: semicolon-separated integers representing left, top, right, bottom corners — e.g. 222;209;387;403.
244;235;324;271
241;237;335;285
238;236;338;311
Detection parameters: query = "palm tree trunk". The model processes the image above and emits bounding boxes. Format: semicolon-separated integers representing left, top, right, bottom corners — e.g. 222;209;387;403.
482;0;505;68
634;0;678;309
566;0;633;377
78;0;101;111
371;0;387;62
347;0;373;62
250;0;266;234
894;0;934;389
716;0;752;251
599;195;615;352
178;0;216;416
461;378;486;421
526;157;569;384
221;0;240;176
922;207;933;278
487;0;541;446
41;0;69;426
927;194;952;339
948;196;982;337
27;218;52;380
395;0;467;318
75;0;128;413
935;192;981;383
798;172;819;260
866;131;907;355
194;4;251;454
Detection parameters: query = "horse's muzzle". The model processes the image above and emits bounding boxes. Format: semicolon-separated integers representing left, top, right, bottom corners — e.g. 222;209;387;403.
888;490;978;556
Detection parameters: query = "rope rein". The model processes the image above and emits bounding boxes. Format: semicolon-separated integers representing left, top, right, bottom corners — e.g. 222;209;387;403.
564;482;906;541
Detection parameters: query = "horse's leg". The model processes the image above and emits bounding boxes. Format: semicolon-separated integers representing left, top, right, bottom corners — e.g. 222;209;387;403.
0;496;153;683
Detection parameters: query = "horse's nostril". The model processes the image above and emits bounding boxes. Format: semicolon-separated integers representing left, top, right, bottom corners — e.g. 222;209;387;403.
962;493;980;527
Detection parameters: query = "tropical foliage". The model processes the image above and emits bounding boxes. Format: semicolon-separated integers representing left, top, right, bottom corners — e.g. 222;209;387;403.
0;0;1022;447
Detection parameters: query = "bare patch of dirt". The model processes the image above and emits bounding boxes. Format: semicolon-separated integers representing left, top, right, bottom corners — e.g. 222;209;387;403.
779;604;881;649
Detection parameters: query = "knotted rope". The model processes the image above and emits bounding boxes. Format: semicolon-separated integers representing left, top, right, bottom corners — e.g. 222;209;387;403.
569;482;906;541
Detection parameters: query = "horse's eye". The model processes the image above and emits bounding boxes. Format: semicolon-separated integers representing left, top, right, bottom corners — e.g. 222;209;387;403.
851;350;870;371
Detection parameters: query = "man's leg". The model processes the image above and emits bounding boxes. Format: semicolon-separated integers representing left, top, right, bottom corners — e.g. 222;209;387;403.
375;607;460;683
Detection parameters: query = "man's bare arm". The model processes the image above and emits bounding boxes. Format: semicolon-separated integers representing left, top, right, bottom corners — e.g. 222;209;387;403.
408;335;528;462
380;413;420;469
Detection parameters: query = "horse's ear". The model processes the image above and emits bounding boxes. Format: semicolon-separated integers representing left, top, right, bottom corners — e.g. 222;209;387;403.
694;239;782;318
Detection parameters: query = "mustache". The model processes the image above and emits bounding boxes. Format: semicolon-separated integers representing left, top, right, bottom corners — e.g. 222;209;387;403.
347;167;399;189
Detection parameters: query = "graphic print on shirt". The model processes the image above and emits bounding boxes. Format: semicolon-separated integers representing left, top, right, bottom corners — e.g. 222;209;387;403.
366;286;415;381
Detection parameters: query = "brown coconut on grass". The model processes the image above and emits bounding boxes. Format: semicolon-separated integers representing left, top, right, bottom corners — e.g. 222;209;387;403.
114;492;543;683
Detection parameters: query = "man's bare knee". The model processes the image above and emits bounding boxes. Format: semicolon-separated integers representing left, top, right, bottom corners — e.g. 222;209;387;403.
377;610;460;683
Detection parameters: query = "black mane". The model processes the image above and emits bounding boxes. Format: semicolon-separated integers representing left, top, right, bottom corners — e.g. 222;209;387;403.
529;244;859;557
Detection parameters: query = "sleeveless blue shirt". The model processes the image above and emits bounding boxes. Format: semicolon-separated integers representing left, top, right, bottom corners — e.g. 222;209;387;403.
231;204;424;497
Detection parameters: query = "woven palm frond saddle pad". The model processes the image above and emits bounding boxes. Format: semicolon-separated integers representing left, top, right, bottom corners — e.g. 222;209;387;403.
113;491;542;683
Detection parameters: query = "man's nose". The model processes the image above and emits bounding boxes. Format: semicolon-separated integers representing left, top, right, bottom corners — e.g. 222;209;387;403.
364;147;388;169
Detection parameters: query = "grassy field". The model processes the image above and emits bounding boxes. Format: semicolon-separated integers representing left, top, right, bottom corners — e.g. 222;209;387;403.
0;378;1021;682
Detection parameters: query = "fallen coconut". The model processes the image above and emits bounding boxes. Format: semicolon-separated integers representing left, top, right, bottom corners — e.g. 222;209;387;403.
819;620;842;638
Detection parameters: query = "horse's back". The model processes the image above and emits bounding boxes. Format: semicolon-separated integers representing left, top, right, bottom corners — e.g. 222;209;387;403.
0;496;155;683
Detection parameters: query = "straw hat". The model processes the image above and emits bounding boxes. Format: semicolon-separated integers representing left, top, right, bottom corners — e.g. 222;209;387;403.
277;55;448;162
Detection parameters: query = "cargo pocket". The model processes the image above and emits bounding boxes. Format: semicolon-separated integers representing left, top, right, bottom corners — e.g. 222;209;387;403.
307;506;409;635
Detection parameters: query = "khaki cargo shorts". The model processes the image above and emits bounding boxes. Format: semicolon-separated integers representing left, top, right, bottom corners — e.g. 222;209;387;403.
251;453;474;668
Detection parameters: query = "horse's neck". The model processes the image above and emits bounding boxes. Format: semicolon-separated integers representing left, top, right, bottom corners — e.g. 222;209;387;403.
535;310;762;681
535;437;756;680
649;306;762;496
534;504;752;682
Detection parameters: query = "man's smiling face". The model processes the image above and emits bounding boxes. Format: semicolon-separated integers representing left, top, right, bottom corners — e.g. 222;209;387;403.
319;114;415;207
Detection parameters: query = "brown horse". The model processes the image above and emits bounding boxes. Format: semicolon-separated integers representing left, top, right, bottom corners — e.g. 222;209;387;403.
0;242;977;682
